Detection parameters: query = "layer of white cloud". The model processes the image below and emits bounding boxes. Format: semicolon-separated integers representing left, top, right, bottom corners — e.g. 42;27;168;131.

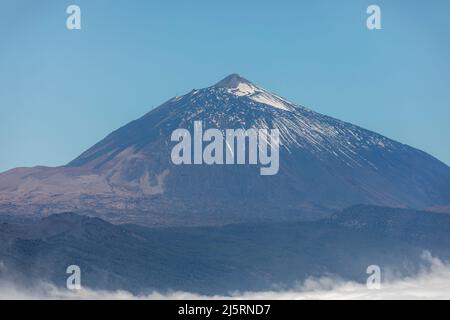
1;252;450;300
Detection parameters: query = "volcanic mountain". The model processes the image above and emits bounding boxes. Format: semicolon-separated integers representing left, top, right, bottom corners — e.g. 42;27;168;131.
0;74;449;226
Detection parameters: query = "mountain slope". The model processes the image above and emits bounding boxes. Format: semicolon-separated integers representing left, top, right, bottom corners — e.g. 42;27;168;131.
0;74;449;226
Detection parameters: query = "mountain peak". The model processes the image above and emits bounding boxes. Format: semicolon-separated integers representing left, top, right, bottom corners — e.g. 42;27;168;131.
212;73;292;111
214;74;253;89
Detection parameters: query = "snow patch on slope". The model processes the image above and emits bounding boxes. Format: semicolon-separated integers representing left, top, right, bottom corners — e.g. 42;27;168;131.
225;80;292;111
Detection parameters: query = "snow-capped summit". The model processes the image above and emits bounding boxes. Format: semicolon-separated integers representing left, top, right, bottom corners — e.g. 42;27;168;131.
0;74;449;226
213;74;292;111
214;73;251;89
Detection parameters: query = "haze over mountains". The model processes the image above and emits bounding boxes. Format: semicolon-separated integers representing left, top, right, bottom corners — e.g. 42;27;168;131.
2;205;450;294
0;74;449;226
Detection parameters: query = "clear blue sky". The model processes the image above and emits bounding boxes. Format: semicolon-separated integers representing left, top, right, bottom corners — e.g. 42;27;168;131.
1;0;449;172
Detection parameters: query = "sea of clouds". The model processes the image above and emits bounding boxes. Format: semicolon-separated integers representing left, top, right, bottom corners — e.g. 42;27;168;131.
1;251;450;300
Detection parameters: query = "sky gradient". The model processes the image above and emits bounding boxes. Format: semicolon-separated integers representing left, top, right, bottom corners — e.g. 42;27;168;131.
1;0;450;172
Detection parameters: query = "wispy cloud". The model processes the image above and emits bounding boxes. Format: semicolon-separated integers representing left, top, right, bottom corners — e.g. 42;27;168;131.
1;252;450;300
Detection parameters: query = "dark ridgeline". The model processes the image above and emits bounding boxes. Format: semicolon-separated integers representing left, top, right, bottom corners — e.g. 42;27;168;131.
1;205;450;294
